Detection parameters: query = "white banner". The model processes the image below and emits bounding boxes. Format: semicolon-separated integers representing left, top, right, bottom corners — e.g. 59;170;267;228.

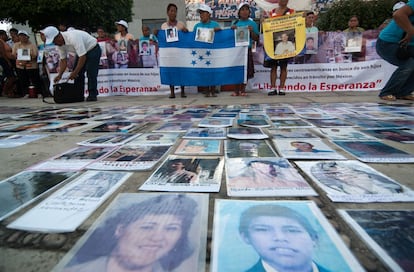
249;59;395;93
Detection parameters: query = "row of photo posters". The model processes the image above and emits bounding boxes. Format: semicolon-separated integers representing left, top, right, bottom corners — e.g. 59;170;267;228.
52;194;365;272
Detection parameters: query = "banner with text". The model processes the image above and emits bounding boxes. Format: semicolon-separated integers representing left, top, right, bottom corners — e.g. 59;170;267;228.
45;30;394;96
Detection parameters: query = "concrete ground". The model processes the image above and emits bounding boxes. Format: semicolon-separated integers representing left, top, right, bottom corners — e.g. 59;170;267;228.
0;90;413;272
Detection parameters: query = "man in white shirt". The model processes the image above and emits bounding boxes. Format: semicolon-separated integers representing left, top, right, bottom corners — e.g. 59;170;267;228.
41;26;101;101
274;33;295;56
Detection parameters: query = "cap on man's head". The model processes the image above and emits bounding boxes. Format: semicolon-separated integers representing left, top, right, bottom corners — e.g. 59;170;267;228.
17;30;29;37
41;26;59;44
197;4;212;14
393;1;405;11
115;20;129;29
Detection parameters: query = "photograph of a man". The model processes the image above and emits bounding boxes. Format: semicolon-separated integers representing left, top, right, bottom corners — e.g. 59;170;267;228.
274;32;295;56
210;200;363;271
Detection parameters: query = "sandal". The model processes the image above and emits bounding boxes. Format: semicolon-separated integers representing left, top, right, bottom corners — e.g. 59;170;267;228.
380;95;396;101
169;95;176;99
240;92;247;96
231;92;240;96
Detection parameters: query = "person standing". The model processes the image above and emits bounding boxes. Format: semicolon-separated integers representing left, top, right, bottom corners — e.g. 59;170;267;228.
230;2;260;97
264;0;294;96
114;20;134;52
41;26;101;101
12;30;42;97
193;4;221;97
376;1;414;101
343;15;365;33
7;28;19;48
160;3;188;99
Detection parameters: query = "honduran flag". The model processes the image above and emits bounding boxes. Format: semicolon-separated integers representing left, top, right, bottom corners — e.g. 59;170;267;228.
158;29;247;86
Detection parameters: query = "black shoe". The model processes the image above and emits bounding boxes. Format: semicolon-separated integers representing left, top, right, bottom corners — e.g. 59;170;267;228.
278;90;286;95
86;96;97;102
268;90;278;96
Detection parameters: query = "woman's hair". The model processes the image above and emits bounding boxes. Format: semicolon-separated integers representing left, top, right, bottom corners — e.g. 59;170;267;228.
167;3;178;12
239;204;318;241
68;194;198;270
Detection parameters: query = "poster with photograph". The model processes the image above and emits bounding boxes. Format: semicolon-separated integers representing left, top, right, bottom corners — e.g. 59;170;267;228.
333;140;414;163
77;134;140;147
318;127;376;141
17;48;31;61
0;171;77;221
198;117;233;128
38;122;91;133
174;139;222;156
195;27;215;43
127;132;181;146
227;127;269;140
51;193;208;272
238;113;271;128
224;139;277;158
305;32;318;54
210;199;363;272
339;209;414;272
87;145;171;171
84;121;147;133
29;146;116;171
274;139;346;160
183;127;227;139
266;128;318;139
139;155;224;192
153;121;193;133
1;121;61;133
7;171;132;232
271;118;314;129
296;160;414;202
225;157;316;197
165;27;179;42
344;32;363;53
235;27;249;47
307;118;355;127
360;129;414;144
0;134;48;148
262;13;306;60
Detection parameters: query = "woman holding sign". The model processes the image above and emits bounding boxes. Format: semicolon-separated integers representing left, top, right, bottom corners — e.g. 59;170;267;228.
263;0;294;96
230;3;260;97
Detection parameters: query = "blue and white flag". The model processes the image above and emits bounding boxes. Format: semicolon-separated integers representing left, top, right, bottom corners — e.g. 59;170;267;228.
158;29;247;86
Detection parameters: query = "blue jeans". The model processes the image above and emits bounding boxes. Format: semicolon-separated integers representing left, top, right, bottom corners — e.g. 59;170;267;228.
376;38;414;97
75;44;101;97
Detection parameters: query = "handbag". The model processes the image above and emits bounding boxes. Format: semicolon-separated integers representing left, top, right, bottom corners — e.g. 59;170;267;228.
53;82;85;103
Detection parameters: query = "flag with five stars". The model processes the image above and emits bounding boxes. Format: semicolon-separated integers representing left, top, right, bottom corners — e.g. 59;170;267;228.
158;29;247;86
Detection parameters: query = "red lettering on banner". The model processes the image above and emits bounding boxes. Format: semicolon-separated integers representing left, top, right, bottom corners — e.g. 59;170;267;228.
320;82;377;91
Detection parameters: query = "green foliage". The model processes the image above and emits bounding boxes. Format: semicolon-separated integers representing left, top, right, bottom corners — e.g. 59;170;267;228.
0;0;133;33
316;0;397;31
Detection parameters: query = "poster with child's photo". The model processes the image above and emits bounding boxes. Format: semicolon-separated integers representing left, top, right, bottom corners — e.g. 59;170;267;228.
166;27;179;42
139;40;152;56
195;27;215;43
210;199;364;271
235;27;249;47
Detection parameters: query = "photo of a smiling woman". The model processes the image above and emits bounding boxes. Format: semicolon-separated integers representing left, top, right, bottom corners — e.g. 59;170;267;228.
61;194;200;272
